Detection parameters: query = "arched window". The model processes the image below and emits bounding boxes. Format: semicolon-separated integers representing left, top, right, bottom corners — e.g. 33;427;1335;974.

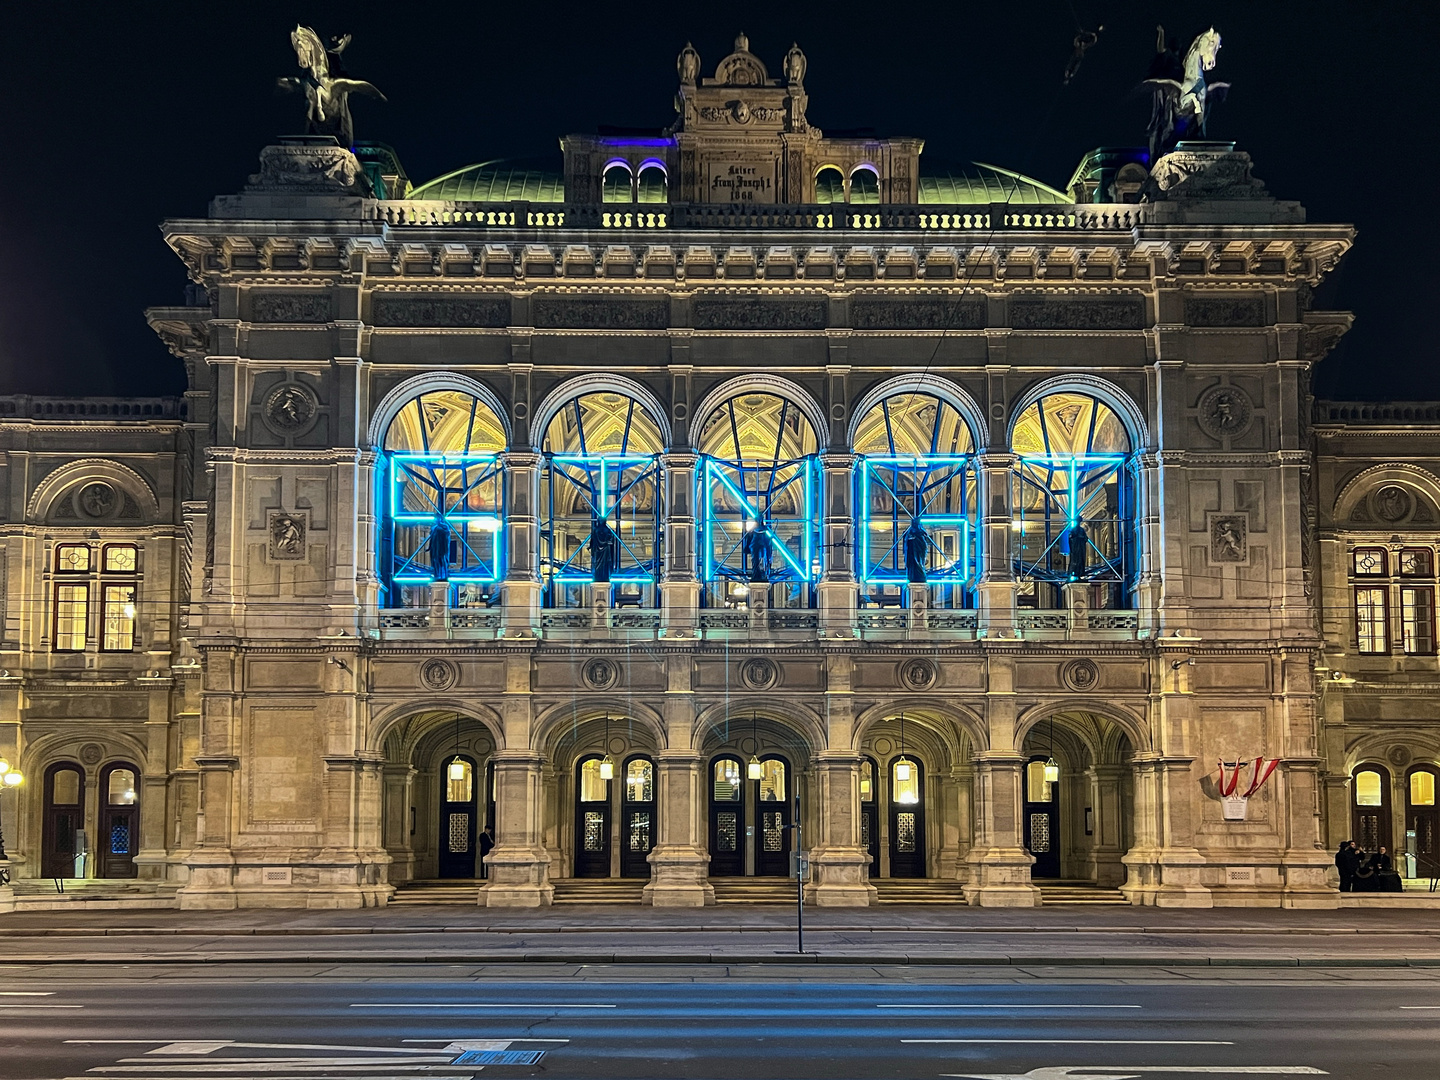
696;391;821;609
850;167;880;205
1010;390;1135;609
602;163;633;203
636;165;668;204
1352;764;1391;852
539;391;665;609
815;166;845;204
853;391;978;609
380;388;507;609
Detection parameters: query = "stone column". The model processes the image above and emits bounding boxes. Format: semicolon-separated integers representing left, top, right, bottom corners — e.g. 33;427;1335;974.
807;751;875;906
501;452;541;636
818;453;857;637
481;750;553;907
962;751;1040;906
643;750;713;906
660;453;700;636
134;677;174;882
382;764;416;884
1087;764;1127;886
1121;754;1210;907
975;453;1016;637
937;766;973;883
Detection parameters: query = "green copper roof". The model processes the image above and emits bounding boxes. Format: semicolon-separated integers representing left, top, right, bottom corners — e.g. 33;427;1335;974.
410;159;565;202
918;161;1068;205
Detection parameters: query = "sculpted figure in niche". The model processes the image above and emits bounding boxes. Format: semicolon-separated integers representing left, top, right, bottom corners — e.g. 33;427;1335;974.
1375;486;1413;523
78;482;116;519
267;385;316;430
271;513;305;558
1211;516;1246;562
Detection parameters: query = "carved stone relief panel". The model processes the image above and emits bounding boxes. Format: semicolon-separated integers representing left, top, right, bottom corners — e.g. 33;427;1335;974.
1207;513;1249;565
251;292;333;323
1196;384;1255;441
1184;294;1267;327
582;657;618;690
261;382;320;438
266;510;308;562
1061;658;1100;692
739;656;778;690
1008;296;1146;331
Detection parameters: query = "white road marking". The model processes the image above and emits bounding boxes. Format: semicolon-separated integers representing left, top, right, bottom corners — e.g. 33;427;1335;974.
402;1038;569;1043
0;1003;82;1008
142;1044;473;1057
350;1002;612;1009
145;1044;234;1056
907;1039;1233;1045
879;1004;1141;1009
0;991;54;996
942;1069;1326;1079
1399;1005;1440;1009
91;1065;464;1074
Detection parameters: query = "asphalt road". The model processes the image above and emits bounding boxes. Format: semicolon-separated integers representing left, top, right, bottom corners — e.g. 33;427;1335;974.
0;964;1435;1080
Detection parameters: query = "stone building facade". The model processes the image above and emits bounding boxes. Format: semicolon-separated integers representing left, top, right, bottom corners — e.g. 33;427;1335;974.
0;37;1421;913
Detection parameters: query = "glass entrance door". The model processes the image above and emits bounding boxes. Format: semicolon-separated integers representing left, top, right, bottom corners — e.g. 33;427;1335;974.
438;755;478;878
620;756;655;878
709;757;744;876
755;757;791;877
575;756;611;877
888;757;925;877
42;763;84;879
1024;756;1060;878
99;764;139;879
860;758;878;873
1353;764;1391;853
1408;768;1438;874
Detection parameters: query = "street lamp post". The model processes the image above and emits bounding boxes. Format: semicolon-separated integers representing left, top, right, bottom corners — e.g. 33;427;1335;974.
0;757;24;886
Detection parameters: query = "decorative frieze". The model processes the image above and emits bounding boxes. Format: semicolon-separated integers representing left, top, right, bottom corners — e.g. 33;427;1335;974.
852;298;986;331
532;297;669;330
1185;294;1267;327
371;294;510;327
251;292;332;323
1009;296;1146;330
693;297;827;330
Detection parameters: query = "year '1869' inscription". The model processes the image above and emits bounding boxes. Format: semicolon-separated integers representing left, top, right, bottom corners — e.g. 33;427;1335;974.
707;161;776;203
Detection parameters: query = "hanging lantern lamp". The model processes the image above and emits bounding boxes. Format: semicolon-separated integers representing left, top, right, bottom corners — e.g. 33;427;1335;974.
599;713;615;780
748;712;763;780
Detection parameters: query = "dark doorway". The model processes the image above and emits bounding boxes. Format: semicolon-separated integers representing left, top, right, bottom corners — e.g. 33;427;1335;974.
1352;763;1392;853
575;755;611;877
1408;767;1438;873
1024;755;1061;878
98;763;139;878
438;754;478;878
888;756;926;877
860;757;878;873
755;756;792;877
709;756;744;877
42;763;84;879
620;755;655;878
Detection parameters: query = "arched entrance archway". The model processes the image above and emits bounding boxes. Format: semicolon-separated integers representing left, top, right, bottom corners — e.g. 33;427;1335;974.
547;713;660;880
700;710;813;879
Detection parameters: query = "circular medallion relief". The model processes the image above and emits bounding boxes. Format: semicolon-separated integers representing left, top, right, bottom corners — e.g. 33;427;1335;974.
1061;658;1101;693
739;656;778;691
1388;745;1413;768
1374;485;1414;524
582;657;618;691
77;482;117;519
79;742;104;766
1196;385;1254;440
419;658;458;692
263;382;319;434
898;657;938;691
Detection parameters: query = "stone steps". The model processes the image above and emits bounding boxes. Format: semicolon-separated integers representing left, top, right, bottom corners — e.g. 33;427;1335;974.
388;879;483;906
10;879;181;911
710;876;798;904
551;879;646;905
1036;879;1130;906
872;879;967;904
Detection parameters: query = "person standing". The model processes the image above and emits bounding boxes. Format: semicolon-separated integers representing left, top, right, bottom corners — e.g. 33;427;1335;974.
1336;839;1361;892
477;824;495;880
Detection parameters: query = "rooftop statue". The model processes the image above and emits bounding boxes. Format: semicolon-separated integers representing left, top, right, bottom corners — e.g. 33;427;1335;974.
277;26;385;148
1143;26;1229;158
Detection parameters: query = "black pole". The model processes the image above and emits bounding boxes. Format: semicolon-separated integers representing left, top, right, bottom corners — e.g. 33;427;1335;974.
794;790;804;954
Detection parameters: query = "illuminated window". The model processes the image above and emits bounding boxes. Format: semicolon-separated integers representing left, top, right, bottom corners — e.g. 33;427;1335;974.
104;545;137;573
854;391;978;608
602;164;633;203
107;768;138;806
636;165;667;204
1400;548;1434;577
56;545;90;573
850;167;879;204
1026;759;1052;803
1411;771;1436;808
579;758;608;802
101;585;136;651
892;758;920;805
1355;587;1389;654
381;388;506;607
52;767;82;805
1010;391;1134;608
712;759;741;802
446;758;473;803
53;584;88;651
625;759;653;803
1353;547;1388;577
859;759;874;802
815;166;845;204
1402;587;1435;655
758;759;786;802
539;392;664;609
1355;769;1383;807
697;392;821;608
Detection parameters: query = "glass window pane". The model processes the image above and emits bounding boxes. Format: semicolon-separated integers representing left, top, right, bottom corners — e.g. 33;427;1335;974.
759;759;786;802
712;759;740;801
1402;587;1435;655
627;811;652;850
1400;548;1434;577
1356;587;1389;654
1412;772;1436;807
896;811;917;851
102;585;136;651
625;759;653;803
762;810;784;851
56;545;90;573
580;758;608;802
1353;548;1387;576
602;165;632;203
1355;770;1383;807
104;545;137;572
715;811;738;851
860;760;874;803
582;810;606;851
54;585;88;651
53;768;81;805
446;758;473;803
107;769;137;805
1027;760;1051;802
893;759;920;804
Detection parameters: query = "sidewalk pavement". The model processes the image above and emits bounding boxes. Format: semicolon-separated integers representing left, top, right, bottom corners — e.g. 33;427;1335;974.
3;904;1440;967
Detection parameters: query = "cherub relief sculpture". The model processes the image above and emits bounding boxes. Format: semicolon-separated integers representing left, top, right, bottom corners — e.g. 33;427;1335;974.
1143;26;1229;158
277;26;385;147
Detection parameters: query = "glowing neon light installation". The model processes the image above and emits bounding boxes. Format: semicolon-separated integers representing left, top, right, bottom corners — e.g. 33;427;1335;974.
853;392;978;607
1010;391;1134;604
696;392;821;605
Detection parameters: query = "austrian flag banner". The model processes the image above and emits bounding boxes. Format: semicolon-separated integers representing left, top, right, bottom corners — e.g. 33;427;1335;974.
1217;756;1281;821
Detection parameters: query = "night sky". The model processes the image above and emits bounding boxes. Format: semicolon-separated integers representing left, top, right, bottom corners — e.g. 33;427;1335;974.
0;1;1430;401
